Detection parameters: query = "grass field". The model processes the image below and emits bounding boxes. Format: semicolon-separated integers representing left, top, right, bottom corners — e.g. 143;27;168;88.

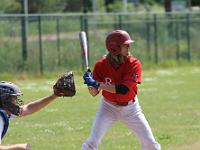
1;66;200;150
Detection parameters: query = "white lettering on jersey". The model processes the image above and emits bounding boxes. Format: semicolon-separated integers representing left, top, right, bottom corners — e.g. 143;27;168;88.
105;77;112;85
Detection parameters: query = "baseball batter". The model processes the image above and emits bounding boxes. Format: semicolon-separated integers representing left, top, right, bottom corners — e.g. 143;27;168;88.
82;30;161;150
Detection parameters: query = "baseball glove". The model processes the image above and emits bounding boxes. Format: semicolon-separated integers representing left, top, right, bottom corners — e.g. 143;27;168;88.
53;71;76;97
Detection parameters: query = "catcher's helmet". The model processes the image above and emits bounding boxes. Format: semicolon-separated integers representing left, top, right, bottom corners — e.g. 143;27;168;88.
0;81;23;116
106;30;134;55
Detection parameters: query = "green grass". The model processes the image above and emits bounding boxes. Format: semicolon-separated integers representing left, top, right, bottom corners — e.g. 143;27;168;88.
1;66;200;150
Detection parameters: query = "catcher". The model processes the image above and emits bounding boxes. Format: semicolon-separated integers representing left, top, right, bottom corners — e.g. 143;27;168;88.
0;71;75;150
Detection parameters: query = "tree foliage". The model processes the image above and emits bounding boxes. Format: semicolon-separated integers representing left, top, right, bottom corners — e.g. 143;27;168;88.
0;0;199;14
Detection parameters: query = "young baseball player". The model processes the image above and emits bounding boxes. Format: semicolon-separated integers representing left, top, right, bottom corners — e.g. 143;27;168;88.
82;30;161;150
0;80;63;150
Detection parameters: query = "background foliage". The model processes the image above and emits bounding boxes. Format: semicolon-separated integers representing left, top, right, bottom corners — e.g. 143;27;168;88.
0;0;199;13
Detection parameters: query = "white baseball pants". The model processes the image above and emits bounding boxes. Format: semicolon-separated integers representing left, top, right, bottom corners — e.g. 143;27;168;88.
81;96;161;150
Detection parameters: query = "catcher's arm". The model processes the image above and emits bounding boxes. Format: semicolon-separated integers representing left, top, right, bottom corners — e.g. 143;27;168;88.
19;94;57;117
19;71;76;117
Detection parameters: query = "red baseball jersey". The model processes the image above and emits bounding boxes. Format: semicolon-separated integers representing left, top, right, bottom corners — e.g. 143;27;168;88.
93;55;142;103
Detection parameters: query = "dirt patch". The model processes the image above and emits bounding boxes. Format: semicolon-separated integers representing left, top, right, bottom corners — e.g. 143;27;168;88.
1;31;79;43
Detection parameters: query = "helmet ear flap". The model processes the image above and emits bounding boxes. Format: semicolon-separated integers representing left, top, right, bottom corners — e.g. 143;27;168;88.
106;40;121;55
109;42;116;48
108;42;120;53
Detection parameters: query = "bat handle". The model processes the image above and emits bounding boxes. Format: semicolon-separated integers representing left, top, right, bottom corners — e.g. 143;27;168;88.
87;68;91;72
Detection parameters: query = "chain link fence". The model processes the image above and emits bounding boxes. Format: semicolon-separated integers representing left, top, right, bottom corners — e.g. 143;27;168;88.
0;12;199;74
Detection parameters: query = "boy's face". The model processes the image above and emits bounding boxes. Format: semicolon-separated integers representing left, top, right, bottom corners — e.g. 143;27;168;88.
120;44;130;56
5;96;19;115
11;96;17;105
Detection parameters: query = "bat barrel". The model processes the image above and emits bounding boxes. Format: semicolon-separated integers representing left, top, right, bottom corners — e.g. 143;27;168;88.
79;31;89;70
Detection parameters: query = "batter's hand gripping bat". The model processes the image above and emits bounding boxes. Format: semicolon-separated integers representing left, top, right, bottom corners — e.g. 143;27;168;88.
79;31;99;91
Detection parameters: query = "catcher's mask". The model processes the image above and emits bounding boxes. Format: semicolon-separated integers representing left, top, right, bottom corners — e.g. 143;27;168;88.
106;30;134;55
0;81;23;116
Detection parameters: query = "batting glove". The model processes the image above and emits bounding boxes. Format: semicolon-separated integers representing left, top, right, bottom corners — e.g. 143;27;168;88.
83;71;100;89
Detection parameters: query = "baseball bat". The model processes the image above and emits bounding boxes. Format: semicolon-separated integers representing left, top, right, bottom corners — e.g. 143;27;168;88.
79;31;90;71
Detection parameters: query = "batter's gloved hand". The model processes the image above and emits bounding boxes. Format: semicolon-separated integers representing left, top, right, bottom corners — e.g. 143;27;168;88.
83;70;100;89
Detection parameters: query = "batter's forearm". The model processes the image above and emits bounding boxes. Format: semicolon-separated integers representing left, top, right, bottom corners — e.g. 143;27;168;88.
99;83;116;93
88;86;99;96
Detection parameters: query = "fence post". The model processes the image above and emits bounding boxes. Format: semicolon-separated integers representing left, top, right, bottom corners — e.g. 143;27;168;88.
80;15;84;31
38;16;43;75
118;14;122;29
56;16;61;66
175;15;180;61
153;13;158;64
20;0;28;71
82;0;89;71
186;13;191;61
80;15;84;71
20;15;28;70
146;13;151;61
114;15;117;29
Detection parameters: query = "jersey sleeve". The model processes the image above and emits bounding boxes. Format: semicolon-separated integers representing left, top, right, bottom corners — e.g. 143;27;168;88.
121;59;142;94
124;59;142;84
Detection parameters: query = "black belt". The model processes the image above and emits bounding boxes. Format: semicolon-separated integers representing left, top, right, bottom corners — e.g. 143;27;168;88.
112;100;135;106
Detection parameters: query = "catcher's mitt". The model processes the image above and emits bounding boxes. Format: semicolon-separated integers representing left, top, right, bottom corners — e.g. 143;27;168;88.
53;71;76;97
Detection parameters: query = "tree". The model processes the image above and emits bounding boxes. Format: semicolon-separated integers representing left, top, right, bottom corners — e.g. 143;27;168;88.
191;0;200;6
164;0;171;12
105;0;115;12
1;0;21;13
